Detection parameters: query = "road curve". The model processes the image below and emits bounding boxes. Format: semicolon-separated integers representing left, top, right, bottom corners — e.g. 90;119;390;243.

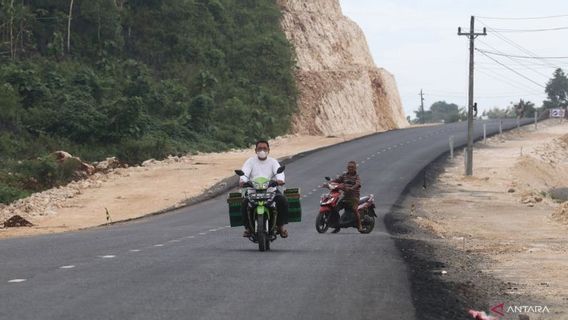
0;119;533;320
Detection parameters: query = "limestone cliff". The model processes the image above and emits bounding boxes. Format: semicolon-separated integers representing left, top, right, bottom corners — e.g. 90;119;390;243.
278;0;408;135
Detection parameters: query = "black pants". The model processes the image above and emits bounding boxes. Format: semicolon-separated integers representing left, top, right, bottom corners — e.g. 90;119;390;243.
241;193;289;229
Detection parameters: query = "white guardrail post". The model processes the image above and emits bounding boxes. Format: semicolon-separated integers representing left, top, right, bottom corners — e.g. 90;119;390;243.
449;136;454;159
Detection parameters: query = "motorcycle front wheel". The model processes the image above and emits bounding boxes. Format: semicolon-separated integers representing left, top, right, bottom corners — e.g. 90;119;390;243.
315;212;330;233
257;214;268;251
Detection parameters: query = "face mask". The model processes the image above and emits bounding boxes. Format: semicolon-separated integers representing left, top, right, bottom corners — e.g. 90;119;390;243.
257;150;268;159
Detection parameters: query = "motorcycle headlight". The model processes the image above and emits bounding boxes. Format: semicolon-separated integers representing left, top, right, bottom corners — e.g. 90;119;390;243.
252;181;270;190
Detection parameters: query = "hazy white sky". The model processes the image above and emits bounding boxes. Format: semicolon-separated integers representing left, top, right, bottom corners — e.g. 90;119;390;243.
339;0;568;118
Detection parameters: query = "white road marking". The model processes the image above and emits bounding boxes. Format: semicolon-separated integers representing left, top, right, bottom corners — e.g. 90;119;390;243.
8;279;26;283
366;157;371;160
208;229;218;232
168;239;181;243
154;244;164;247
312;189;317;192
225;225;231;228
361;161;366;164
186;236;196;239
59;265;75;269
100;255;116;259
198;232;207;235
129;249;141;252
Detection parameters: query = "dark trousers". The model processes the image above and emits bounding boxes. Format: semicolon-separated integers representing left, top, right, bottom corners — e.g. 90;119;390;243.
241;193;289;229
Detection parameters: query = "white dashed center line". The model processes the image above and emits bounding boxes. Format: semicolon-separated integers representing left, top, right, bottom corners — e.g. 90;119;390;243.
208;229;218;232
154;244;164;247
129;249;141;252
59;265;75;269
8;279;26;283
100;255;116;259
198;232;207;235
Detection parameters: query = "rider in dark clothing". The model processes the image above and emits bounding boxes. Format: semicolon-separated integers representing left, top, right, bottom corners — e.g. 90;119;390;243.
332;160;362;232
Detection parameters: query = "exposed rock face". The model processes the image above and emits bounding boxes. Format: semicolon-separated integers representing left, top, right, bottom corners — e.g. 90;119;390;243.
278;0;408;135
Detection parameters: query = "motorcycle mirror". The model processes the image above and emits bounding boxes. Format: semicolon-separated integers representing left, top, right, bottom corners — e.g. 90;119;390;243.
276;166;285;174
235;170;245;176
325;176;331;181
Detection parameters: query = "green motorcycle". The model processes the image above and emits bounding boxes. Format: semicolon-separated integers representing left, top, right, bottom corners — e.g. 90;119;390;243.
235;166;285;251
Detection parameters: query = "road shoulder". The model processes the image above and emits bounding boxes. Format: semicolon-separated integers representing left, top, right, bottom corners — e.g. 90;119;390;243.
386;120;568;319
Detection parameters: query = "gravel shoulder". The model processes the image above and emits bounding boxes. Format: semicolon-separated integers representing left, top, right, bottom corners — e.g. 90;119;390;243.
387;119;568;320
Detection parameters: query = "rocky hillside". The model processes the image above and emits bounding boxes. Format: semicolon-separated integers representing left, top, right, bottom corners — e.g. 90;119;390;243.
278;0;408;135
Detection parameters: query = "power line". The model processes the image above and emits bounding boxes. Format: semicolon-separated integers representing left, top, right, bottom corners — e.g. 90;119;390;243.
476;48;568;59
477;40;552;80
492;26;568;33
477;68;544;94
477;19;561;69
476;14;568;20
476;49;546;88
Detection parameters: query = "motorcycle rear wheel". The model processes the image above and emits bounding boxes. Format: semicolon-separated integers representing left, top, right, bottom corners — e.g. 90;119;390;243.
315;212;330;233
358;212;375;234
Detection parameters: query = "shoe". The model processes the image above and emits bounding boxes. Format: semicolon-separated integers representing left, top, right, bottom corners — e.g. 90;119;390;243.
277;225;288;238
243;228;251;237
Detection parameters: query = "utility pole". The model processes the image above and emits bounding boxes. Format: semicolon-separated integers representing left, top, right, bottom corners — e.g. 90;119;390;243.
458;16;486;176
419;89;425;124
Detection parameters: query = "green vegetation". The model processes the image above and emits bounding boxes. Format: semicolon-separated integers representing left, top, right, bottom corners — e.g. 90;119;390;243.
413;101;466;124
483;99;537;119
544;68;568;109
0;0;297;204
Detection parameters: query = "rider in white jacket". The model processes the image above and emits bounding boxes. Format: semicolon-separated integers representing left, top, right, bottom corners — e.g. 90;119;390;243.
239;140;289;238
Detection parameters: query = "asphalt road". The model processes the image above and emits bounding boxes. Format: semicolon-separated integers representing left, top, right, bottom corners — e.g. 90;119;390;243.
0;119;533;320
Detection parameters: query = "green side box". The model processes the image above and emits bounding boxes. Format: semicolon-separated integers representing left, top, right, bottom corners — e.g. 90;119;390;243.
226;189;302;227
227;192;244;227
284;188;302;223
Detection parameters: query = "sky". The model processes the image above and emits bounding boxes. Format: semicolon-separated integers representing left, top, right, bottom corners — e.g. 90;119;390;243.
338;0;568;119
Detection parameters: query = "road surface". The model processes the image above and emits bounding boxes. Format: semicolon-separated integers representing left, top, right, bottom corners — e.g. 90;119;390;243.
0;119;532;320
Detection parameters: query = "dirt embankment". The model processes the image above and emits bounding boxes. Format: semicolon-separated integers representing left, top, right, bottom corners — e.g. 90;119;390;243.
0;133;370;239
277;0;408;136
389;120;568;320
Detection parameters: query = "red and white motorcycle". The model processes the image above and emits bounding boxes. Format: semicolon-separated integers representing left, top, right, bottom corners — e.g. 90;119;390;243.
315;177;376;234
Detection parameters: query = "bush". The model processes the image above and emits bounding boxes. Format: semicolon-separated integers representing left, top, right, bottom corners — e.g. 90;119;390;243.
16;156;59;191
116;137;174;165
0;182;30;204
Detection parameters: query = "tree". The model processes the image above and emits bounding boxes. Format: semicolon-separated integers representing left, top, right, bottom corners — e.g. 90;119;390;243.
543;68;568;109
513;99;536;118
67;0;74;53
430;101;461;123
483;107;516;119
